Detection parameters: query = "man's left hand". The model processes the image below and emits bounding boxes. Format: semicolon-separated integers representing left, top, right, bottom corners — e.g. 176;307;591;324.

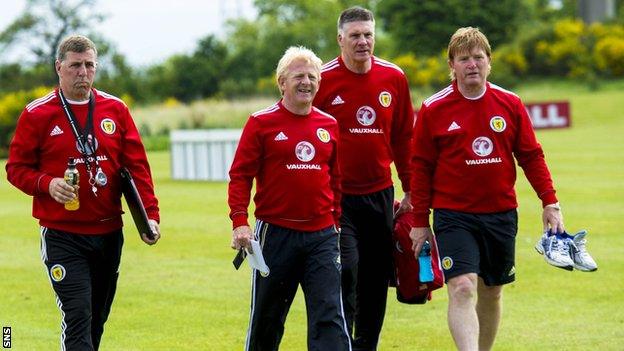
395;192;413;216
141;219;161;245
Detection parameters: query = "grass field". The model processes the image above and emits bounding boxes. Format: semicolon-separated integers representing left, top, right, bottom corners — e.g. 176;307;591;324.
1;80;623;350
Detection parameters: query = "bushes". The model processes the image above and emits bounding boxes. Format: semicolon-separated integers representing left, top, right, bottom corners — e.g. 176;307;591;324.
0;86;52;158
400;18;624;89
514;19;624;80
393;52;450;90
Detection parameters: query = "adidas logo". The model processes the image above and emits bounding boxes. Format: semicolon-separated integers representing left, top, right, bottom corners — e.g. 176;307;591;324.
50;125;64;136
331;95;345;105
447;121;461;131
274;132;288;141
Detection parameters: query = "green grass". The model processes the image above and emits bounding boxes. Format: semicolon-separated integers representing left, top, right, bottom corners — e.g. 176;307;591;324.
1;80;624;349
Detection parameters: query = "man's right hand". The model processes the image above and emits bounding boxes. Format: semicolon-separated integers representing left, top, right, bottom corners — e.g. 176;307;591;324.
49;177;78;204
409;227;433;258
231;225;252;250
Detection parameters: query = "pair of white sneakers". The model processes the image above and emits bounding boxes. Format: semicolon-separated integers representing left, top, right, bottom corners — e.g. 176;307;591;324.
535;230;598;272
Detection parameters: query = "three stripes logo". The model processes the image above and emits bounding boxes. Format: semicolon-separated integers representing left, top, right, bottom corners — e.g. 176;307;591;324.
447;121;461;131
274;132;288;141
50;125;64;136
331;95;345;105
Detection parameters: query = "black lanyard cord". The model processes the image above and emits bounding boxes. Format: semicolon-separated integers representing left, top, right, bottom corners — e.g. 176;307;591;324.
58;89;102;190
58;89;95;156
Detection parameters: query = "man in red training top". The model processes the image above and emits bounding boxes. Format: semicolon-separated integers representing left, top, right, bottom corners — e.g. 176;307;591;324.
6;35;160;350
313;6;414;349
409;27;564;351
228;46;350;351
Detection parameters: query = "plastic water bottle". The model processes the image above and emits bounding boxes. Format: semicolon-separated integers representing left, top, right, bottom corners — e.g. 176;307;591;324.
64;157;80;211
418;241;434;283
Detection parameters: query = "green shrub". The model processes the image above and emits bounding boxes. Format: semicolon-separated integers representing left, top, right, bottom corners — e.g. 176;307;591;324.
393;53;419;86
394;52;448;89
593;36;624;77
0;87;52;158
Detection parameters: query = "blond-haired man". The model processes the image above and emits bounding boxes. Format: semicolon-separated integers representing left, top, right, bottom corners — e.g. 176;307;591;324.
228;46;350;350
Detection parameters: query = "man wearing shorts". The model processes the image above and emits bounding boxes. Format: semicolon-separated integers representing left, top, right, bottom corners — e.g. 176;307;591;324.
409;27;564;351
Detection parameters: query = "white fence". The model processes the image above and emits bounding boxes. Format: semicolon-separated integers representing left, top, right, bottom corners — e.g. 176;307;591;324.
170;129;241;181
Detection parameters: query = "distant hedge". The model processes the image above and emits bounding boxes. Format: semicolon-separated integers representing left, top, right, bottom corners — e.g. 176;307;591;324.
0;87;52;158
397;19;624;89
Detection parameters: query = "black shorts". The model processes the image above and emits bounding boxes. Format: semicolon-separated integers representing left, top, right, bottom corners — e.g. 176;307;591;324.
433;209;518;286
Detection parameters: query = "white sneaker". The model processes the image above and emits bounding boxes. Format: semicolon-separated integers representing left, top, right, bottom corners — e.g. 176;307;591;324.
535;232;573;270
534;232;548;255
569;230;598;272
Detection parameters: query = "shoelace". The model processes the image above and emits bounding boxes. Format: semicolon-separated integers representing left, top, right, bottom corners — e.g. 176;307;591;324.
549;236;569;256
573;239;592;259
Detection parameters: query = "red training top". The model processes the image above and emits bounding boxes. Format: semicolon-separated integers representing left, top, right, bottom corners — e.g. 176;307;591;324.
411;81;558;226
6;88;159;234
228;101;341;232
314;56;414;195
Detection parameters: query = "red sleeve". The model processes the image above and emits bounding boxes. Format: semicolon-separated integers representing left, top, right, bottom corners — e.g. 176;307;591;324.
120;105;160;221
330;123;342;227
391;74;415;193
410;105;437;227
514;101;558;207
228;116;262;229
6;109;54;196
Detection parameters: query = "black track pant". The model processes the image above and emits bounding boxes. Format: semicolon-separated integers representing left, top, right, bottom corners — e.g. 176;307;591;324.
245;221;351;351
40;227;123;351
340;186;394;351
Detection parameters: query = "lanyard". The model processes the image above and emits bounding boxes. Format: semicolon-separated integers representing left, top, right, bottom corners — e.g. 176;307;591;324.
58;90;95;154
58;89;106;195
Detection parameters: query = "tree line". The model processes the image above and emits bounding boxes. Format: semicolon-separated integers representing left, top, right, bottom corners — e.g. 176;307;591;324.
1;0;624;104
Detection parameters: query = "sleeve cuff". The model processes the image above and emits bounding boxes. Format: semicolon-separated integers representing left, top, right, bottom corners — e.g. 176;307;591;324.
540;192;558;208
147;211;160;223
413;211;430;227
232;213;249;229
38;174;54;194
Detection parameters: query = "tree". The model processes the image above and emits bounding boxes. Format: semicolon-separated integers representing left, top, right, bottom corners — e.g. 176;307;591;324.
144;34;228;102
0;0;116;92
0;0;107;66
377;0;530;56
223;0;378;93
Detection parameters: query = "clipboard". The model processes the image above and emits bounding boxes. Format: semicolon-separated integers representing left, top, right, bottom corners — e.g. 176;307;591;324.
120;167;155;240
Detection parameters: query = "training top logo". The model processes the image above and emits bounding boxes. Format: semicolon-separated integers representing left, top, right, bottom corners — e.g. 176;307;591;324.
379;91;392;107
295;141;315;162
356;106;376;126
316;128;330;143
472;136;493;157
101;118;116;135
490;116;506;132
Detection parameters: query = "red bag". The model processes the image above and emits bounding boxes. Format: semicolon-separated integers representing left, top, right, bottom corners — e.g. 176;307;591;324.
391;202;444;304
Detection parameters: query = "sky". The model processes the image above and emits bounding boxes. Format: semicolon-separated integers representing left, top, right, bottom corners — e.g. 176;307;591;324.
0;0;257;67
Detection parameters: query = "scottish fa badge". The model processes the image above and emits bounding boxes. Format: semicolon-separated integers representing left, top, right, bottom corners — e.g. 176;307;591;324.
50;264;66;282
316;128;330;143
101;118;116;135
490;116;506;132
379;91;392;107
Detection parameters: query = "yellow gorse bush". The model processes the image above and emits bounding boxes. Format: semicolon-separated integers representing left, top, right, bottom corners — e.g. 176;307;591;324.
0;86;53;157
